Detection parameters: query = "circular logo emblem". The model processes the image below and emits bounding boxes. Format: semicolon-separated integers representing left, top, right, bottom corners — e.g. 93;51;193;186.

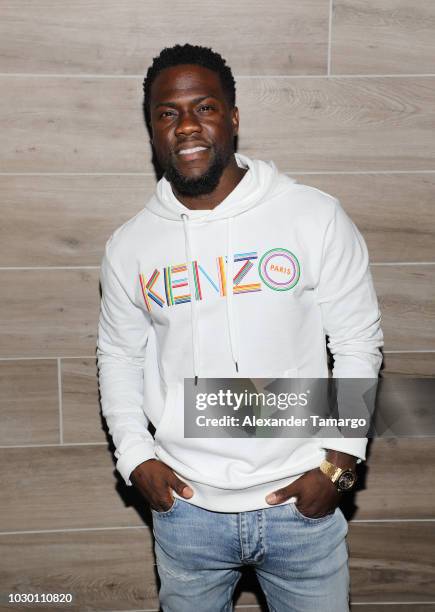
258;248;300;291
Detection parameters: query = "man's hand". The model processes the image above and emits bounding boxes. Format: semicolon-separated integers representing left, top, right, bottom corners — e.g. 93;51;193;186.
130;458;194;512
265;451;357;518
265;467;341;518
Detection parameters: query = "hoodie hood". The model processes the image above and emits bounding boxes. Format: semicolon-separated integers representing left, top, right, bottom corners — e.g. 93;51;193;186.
146;152;295;222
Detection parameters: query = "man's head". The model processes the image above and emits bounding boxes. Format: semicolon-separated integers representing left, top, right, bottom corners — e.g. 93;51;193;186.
143;44;239;197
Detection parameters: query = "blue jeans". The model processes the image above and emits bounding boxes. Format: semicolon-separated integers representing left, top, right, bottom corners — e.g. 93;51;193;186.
152;497;350;612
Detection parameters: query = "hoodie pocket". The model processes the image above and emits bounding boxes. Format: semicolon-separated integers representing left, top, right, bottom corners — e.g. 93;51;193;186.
154;383;180;443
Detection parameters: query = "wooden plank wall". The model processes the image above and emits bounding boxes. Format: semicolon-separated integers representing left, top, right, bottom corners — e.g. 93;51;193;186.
0;1;434;610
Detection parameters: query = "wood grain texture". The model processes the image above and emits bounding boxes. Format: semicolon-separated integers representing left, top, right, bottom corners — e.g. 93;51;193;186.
372;265;435;351
294;173;435;263
0;359;59;445
0;175;152;266
349;523;435;601
2;76;435;173
332;0;435;75
381;352;435;377
352;438;435;519
0;529;158;610
0;0;329;76
0;269;100;358
237;77;435;172
0;439;433;532
372;377;435;437
2;173;434;267
0;445;146;531
0;523;433;610
0;528;265;610
350;607;435;612
0;76;147;174
62;358;106;444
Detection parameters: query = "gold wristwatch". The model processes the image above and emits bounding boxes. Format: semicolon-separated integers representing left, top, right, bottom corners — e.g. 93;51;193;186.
319;459;357;492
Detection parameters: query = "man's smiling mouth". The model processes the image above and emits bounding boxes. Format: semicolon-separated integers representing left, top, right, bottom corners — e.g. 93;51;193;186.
178;146;208;155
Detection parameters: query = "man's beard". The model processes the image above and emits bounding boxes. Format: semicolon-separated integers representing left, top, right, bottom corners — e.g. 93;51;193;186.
164;146;232;197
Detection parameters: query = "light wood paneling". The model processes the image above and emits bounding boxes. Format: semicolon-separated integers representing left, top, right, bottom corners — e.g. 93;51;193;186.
332;0;435;75
0;0;329;76
206;606;435;612
0;522;433;609
2;77;435;173
0;76;147;174
0;528;268;610
3;174;434;267
235;584;264;607
0;359;59;445
372;265;435;351
381;352;435;377
0;175;151;267
373;377;435;438
238;77;435;172
0;439;433;531
0;269;100;358
62;357;104;444
0;445;145;531
349;523;435;601
0;529;158;610
295;173;435;263
353;438;435;520
351;606;435;612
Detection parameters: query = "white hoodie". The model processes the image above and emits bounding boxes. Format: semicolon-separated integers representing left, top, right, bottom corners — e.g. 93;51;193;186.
97;153;383;512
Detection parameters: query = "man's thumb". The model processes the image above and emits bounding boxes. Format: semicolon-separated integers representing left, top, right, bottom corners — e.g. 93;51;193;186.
171;474;194;498
266;479;299;504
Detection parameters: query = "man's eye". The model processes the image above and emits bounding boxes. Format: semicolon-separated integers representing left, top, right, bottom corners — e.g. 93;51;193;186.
198;105;214;112
160;111;175;118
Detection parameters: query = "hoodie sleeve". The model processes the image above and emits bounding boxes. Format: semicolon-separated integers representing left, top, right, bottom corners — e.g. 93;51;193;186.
316;199;384;462
97;243;156;486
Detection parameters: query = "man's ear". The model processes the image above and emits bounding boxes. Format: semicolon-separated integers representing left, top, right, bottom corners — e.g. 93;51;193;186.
231;106;240;136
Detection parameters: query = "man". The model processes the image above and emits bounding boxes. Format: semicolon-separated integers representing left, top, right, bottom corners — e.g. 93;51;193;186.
97;43;383;611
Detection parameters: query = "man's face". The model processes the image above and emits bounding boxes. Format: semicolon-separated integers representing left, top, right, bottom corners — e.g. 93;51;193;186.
149;64;239;196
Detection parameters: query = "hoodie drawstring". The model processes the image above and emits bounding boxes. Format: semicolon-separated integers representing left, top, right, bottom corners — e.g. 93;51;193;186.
225;217;239;373
181;213;240;384
181;213;200;385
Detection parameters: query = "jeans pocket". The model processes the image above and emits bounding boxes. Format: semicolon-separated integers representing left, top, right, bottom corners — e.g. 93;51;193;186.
290;502;336;524
151;496;179;517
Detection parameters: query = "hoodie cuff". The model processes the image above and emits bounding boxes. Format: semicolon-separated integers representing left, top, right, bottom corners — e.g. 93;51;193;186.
116;442;157;486
321;438;367;464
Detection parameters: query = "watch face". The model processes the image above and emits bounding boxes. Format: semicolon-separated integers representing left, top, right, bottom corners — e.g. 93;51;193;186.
337;470;356;491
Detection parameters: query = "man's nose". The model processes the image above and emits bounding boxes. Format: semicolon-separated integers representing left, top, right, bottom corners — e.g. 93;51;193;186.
174;111;202;136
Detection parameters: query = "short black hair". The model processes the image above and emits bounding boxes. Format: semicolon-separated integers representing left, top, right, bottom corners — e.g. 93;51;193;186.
143;43;236;127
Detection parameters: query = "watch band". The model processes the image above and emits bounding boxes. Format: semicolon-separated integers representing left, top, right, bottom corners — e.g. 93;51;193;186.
319;459;345;483
319;459;357;491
